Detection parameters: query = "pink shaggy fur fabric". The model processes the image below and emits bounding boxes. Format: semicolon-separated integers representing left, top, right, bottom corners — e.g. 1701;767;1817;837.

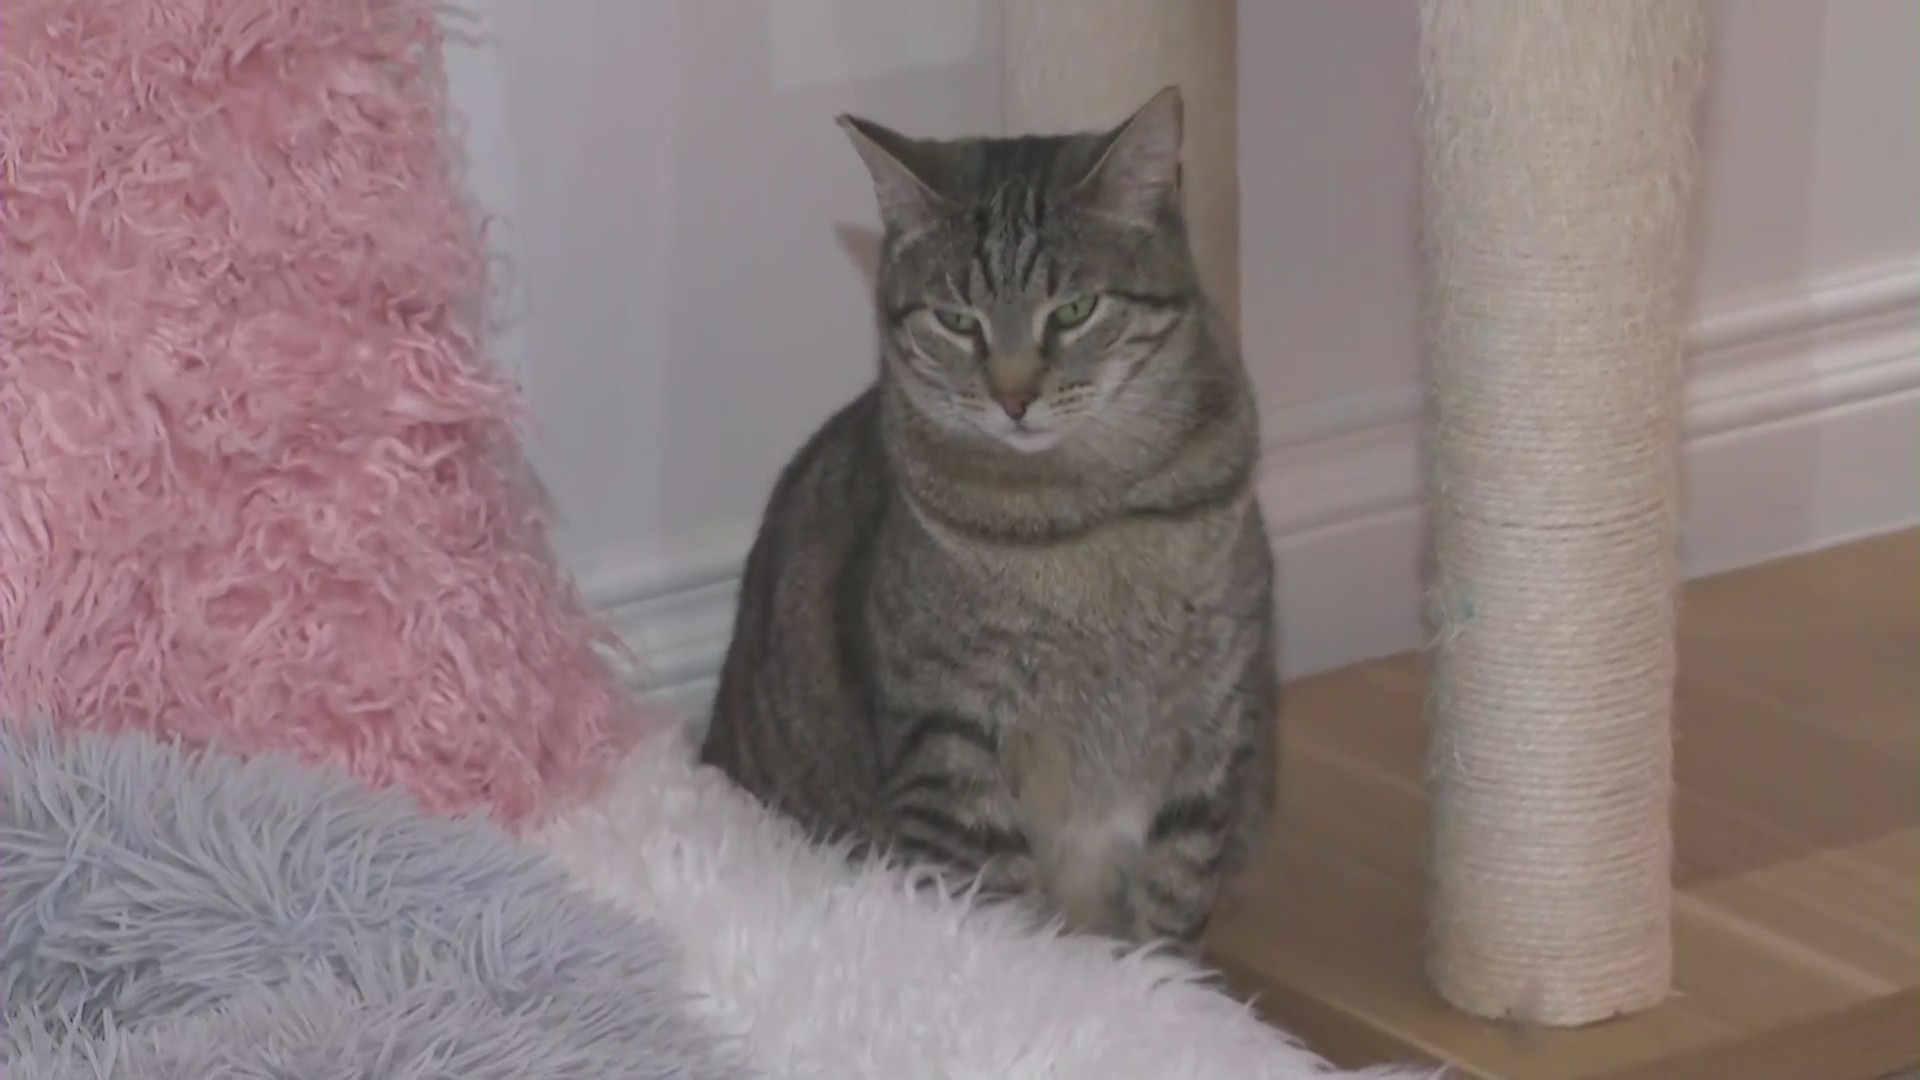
0;0;648;825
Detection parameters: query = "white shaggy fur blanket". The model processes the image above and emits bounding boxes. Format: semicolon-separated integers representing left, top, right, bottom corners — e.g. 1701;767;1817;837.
536;724;1433;1080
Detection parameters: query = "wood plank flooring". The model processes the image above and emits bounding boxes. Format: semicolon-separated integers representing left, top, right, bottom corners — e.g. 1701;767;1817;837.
1205;530;1919;1080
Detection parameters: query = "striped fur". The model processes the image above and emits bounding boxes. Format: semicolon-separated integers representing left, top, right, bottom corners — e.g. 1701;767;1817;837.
700;89;1276;947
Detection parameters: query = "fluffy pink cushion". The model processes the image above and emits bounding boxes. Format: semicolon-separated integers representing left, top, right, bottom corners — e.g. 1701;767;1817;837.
0;0;648;825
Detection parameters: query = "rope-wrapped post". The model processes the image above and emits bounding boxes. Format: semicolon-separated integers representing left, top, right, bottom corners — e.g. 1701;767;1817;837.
1000;0;1238;327
1418;1;1707;1026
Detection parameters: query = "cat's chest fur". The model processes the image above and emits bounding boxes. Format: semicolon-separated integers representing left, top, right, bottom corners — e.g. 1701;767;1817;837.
870;493;1265;927
875;491;1259;768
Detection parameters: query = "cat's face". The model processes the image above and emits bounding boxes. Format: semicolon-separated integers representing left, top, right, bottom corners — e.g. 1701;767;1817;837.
843;88;1201;455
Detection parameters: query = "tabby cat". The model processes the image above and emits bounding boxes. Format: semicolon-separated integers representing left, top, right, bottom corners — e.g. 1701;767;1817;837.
700;87;1276;947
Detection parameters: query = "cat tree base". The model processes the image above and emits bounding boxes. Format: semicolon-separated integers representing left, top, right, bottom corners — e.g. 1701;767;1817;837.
1203;537;1920;1080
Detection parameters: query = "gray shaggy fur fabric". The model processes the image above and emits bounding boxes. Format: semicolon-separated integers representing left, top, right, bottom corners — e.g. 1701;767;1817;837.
0;722;751;1080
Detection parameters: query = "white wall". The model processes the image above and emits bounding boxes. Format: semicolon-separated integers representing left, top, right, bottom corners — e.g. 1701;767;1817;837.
1240;0;1919;672
445;0;1002;593
1241;0;1920;417
445;0;1919;702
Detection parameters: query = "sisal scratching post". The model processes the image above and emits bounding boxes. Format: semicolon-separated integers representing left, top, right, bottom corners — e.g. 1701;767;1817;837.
1418;0;1707;1026
1000;0;1239;327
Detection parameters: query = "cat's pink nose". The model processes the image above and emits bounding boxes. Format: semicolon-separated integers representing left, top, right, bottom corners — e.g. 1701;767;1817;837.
996;392;1035;421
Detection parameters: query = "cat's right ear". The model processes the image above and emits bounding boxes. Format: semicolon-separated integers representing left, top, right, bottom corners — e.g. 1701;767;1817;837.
1062;86;1184;226
837;115;952;235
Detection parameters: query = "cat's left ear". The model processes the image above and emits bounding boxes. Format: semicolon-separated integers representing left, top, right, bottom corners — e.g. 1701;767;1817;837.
837;114;954;236
1064;86;1184;226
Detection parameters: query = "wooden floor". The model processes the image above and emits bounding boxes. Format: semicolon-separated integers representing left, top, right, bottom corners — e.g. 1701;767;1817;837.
1206;530;1919;1080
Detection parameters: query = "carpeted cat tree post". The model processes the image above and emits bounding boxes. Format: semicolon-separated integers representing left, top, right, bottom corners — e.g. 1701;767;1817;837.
1417;0;1706;1025
1000;0;1238;327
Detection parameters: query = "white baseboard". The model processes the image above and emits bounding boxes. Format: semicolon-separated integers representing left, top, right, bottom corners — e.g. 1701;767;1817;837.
587;261;1920;713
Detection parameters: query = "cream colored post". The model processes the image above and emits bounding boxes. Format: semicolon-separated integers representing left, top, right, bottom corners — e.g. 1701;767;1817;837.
1417;0;1707;1026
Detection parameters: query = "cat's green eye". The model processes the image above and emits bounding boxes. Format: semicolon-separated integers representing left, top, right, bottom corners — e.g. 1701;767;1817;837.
1049;295;1100;331
933;309;981;335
